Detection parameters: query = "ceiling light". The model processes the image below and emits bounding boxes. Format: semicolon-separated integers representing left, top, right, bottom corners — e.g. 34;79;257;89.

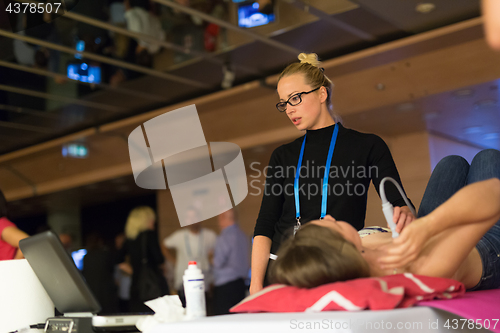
474;99;498;110
416;3;436;13
62;143;88;158
484;133;499;140
452;89;474;99
396;102;415;112
464;126;483;134
424;112;439;120
252;146;266;153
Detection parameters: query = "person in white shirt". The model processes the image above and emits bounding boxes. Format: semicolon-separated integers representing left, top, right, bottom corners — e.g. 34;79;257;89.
163;208;217;310
124;0;165;55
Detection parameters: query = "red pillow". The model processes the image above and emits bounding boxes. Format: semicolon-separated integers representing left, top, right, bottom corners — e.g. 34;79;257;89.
231;274;464;313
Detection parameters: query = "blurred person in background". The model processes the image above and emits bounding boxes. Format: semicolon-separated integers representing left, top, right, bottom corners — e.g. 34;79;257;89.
0;188;29;260
13;12;62;82
106;0;131;60
58;232;74;253
212;209;250;315
114;232;132;312
23;1;55;41
110;0;165;85
82;232;119;314
119;206;169;312
163;207;216;311
124;0;165;62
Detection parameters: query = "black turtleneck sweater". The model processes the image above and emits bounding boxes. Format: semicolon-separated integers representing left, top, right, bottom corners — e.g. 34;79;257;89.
254;123;413;254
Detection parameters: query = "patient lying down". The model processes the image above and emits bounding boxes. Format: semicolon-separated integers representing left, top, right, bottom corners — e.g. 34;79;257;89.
270;178;500;291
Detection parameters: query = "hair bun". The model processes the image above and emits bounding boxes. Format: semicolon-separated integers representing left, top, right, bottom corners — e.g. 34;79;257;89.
298;53;321;68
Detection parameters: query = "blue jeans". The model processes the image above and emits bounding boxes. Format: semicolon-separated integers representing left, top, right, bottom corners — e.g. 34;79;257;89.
418;149;500;290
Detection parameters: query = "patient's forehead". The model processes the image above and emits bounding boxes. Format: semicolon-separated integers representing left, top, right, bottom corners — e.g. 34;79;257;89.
309;216;347;227
309;219;339;231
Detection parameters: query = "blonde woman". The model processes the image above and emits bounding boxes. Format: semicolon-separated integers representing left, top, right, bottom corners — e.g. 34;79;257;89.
251;53;414;294
120;206;169;312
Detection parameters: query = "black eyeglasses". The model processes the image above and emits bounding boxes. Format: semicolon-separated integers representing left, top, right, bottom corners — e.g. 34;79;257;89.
276;87;321;112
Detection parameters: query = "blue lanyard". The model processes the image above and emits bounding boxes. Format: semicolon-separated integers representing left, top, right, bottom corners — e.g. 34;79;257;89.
294;124;339;234
185;229;203;259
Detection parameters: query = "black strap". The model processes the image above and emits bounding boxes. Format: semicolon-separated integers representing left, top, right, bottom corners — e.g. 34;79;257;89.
141;232;148;265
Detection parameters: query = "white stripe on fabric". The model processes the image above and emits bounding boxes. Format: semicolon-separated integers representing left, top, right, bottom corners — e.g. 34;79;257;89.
388;286;404;295
403;273;435;293
269;253;277;260
305;291;363;312
376;278;388;292
376;278;404;295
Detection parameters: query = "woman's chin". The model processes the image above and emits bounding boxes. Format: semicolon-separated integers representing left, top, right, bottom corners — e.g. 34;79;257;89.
293;122;307;131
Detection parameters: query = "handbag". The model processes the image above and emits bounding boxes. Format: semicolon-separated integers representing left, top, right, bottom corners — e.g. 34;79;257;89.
137;233;163;302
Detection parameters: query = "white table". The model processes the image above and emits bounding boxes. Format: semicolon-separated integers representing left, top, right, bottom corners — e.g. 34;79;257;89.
150;306;489;333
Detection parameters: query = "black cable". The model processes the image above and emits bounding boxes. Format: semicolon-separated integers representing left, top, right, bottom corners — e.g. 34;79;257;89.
31;324;46;330
8;323;45;333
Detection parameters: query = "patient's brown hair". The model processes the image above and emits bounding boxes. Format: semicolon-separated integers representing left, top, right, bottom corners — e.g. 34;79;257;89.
269;224;370;288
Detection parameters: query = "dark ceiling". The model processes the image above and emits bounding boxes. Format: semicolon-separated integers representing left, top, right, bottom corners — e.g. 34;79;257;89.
0;0;481;155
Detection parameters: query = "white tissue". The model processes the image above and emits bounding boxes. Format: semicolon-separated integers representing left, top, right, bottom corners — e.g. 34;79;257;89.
136;295;186;332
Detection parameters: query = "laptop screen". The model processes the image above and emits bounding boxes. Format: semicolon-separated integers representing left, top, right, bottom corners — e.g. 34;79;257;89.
19;231;101;314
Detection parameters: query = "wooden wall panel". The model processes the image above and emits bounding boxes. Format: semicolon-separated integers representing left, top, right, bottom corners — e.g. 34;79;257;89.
365;131;431;227
330;39;500;115
428;134;482;170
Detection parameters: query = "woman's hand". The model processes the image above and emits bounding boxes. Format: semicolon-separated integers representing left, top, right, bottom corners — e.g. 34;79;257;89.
2;226;29;259
378;217;431;270
393;206;416;233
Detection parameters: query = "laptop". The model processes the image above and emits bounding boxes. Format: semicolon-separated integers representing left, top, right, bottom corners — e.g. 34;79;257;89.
19;231;152;332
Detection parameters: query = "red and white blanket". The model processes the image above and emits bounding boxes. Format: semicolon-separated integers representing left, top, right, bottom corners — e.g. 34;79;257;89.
231;273;465;313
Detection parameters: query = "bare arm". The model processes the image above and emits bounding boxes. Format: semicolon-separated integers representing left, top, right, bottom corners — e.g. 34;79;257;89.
379;178;500;278
483;0;500;50
1;226;29;259
250;235;272;295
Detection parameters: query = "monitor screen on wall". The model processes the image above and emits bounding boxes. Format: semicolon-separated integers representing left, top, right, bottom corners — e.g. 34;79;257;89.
238;1;276;28
67;62;102;84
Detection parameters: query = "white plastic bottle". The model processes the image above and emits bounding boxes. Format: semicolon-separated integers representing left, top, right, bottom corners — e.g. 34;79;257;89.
183;261;206;319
